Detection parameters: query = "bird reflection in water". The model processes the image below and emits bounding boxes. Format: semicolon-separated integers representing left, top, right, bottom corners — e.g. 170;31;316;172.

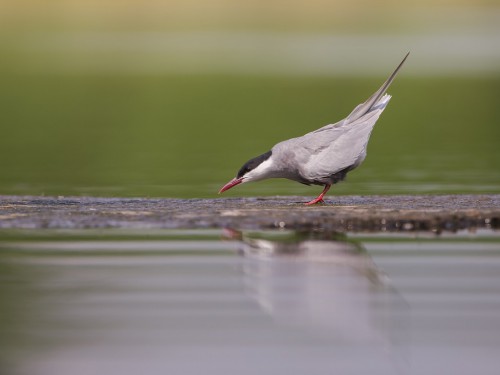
224;229;409;372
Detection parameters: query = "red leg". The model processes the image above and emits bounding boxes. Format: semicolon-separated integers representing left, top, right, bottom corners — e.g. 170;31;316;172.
305;184;331;205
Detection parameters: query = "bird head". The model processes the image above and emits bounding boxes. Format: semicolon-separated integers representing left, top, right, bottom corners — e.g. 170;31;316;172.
219;150;274;193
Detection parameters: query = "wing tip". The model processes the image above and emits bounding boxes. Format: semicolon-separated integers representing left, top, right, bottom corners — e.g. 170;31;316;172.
372;94;391;111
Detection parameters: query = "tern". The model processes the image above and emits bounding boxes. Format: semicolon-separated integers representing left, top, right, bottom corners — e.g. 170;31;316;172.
219;53;409;205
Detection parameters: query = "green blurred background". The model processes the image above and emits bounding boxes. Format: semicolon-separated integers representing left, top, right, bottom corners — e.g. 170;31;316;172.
0;0;499;198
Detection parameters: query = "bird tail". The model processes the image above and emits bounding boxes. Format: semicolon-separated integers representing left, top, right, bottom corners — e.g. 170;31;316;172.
344;52;409;124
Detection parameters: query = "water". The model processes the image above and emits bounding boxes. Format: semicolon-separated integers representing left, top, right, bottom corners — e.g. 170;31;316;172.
1;229;499;375
1;4;499;373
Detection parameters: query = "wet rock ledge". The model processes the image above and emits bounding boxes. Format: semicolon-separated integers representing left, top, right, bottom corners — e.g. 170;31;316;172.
0;195;499;233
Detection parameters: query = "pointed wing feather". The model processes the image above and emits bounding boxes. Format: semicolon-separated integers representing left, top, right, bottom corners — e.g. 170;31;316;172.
344;52;409;124
297;52;408;138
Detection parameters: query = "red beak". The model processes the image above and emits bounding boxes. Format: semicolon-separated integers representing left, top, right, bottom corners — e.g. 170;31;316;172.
219;177;243;194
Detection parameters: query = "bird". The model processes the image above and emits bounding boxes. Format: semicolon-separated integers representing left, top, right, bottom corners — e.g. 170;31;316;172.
219;52;409;205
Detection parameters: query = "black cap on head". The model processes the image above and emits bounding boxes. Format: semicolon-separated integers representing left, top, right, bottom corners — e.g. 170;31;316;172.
237;150;272;178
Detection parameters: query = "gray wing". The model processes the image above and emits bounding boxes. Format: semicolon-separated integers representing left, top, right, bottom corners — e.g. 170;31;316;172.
298;95;391;181
273;52;408;182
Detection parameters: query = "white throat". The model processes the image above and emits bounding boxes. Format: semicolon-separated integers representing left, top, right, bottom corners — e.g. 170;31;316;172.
243;158;276;183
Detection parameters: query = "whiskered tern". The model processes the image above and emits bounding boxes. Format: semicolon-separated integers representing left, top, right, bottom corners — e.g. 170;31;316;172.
219;53;409;205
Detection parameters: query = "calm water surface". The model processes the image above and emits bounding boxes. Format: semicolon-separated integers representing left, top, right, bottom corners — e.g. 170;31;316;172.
1;229;499;375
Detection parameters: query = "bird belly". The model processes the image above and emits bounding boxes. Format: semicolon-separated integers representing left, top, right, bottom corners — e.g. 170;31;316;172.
311;162;359;185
